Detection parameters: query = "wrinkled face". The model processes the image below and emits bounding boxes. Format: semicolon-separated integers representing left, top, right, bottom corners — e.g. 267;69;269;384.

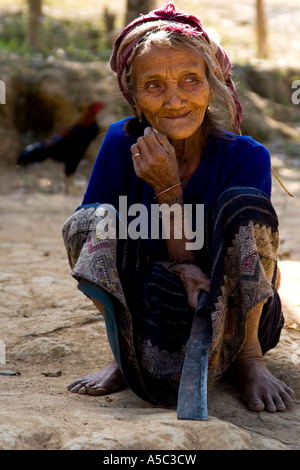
132;44;212;140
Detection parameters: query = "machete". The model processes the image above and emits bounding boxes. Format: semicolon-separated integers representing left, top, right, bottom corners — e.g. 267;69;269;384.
177;290;212;420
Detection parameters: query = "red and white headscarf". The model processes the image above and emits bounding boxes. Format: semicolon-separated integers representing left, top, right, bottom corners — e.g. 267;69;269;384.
110;2;243;134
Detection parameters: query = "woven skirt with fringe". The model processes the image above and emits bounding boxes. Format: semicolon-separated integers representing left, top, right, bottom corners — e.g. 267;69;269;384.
62;186;284;408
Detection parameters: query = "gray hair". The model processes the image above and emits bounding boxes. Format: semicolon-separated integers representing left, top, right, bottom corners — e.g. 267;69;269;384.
125;28;238;136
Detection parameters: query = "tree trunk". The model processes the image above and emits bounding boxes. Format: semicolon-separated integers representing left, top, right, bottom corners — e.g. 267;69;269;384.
125;0;156;26
256;0;268;58
27;0;43;49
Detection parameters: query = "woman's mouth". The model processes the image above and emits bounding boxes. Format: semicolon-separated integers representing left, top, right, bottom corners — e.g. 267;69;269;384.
165;111;191;120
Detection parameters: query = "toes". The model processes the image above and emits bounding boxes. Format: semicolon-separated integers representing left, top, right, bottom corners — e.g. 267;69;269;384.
67;383;83;393
67;379;110;396
67;365;126;397
243;390;291;413
242;391;265;412
67;380;90;394
67;382;107;396
87;386;109;396
273;397;287;412
284;385;296;400
67;379;83;391
246;399;265;412
261;390;295;413
262;394;278;412
280;390;295;409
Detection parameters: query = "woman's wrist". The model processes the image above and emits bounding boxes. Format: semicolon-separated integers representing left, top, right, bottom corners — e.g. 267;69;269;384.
155;182;182;199
155;183;183;204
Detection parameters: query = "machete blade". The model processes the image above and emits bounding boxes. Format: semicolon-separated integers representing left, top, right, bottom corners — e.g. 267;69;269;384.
177;291;212;420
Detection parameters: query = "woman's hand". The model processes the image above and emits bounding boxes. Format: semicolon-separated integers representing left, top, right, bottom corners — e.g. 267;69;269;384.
131;127;180;195
132;127;194;264
169;263;210;310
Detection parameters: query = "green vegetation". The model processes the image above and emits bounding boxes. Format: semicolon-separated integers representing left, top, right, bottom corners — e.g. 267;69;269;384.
0;11;113;62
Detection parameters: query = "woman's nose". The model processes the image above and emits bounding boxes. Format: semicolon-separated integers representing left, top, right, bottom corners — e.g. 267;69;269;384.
164;85;187;109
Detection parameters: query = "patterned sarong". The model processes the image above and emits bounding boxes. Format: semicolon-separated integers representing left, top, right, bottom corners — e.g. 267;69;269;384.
62;187;284;408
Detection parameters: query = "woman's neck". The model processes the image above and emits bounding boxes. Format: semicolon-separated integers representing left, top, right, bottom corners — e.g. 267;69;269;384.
170;127;205;183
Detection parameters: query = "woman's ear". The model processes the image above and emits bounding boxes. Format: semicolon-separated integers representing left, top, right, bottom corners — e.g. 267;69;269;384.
134;103;142;118
208;89;212;105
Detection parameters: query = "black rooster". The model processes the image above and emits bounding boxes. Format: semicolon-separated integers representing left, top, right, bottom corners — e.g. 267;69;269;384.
17;101;104;193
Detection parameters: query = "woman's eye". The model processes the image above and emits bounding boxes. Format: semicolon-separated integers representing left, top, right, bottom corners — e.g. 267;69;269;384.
145;81;160;89
184;76;198;83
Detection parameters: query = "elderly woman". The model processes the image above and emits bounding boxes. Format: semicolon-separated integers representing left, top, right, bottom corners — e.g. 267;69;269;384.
63;3;295;414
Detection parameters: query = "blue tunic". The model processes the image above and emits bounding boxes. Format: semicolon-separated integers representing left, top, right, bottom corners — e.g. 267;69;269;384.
83;117;271;204
82;117;272;259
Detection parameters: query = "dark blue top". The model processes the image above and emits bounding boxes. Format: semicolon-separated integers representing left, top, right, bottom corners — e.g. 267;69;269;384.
82;117;272;259
83;117;271;204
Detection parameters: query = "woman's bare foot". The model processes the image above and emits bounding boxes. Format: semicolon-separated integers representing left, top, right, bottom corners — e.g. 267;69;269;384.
67;360;127;396
232;356;295;412
230;298;295;412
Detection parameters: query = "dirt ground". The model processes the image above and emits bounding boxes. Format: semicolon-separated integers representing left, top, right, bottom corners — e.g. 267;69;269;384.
0;153;299;451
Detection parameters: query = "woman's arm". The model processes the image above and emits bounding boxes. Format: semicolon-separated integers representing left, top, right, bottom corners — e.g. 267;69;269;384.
131;126;210;308
131;126;194;262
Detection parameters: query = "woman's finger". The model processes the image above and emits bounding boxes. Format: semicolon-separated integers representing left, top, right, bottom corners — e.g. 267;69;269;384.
136;133;153;156
144;127;172;154
131;143;142;158
152;128;172;149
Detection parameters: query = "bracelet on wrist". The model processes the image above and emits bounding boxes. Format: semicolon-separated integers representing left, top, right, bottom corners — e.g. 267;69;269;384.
155;182;182;200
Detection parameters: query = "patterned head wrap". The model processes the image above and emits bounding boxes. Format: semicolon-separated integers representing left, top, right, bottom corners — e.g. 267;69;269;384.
110;2;242;133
